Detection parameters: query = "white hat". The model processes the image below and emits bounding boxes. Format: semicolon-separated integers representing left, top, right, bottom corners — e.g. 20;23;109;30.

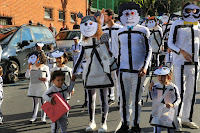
28;54;37;64
73;36;79;40
154;67;170;75
51;49;64;58
36;42;44;47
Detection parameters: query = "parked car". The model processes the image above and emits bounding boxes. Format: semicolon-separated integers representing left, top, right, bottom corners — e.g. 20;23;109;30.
0;24;57;83
55;29;81;60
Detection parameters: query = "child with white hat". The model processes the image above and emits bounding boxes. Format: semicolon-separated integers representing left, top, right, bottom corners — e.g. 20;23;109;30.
149;67;181;133
71;36;81;66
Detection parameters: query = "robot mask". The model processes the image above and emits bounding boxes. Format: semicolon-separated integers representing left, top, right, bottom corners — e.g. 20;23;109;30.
183;4;200;23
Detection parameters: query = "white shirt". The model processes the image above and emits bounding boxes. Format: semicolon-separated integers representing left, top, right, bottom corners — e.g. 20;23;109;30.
0;77;3;93
149;25;163;53
118;24;152;70
162;21;172;42
102;24;123;58
71;42;81;56
168;19;200;66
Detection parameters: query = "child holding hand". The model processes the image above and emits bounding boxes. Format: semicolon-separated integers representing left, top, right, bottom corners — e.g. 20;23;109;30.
149;67;181;133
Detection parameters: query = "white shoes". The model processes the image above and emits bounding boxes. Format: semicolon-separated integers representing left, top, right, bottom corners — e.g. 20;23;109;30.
98;124;107;133
182;121;199;129
86;122;96;132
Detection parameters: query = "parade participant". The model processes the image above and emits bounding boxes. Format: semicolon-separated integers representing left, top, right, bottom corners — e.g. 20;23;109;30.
168;1;200;129
149;67;180;133
102;9;123;106
43;70;70;133
170;14;180;22
147;16;163;68
35;42;45;56
25;51;50;123
71;11;114;132
46;44;56;70
49;23;57;36
116;2;152;133
0;66;3;124
71;36;81;66
51;49;74;124
161;13;173;68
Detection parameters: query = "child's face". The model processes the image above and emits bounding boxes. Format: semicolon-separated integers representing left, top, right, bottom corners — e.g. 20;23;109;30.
52;76;65;88
56;56;65;65
158;75;170;85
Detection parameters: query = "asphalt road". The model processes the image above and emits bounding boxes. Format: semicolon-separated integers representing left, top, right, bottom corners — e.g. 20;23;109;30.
0;62;200;133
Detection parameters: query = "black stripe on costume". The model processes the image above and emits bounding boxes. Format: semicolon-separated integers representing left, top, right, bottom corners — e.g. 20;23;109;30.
128;28;133;70
119;72;127;125
100;89;105;124
102;27;119;31
191;25;195;62
54;122;57;133
118;38;121;68
178;65;184;116
189;64;198;122
172;87;178;105
73;46;85;74
134;76;141;126
87;90;93;122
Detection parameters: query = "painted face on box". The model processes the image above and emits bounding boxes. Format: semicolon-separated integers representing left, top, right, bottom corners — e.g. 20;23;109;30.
183;4;200;23
120;9;140;26
147;20;156;29
80;19;98;37
162;15;169;24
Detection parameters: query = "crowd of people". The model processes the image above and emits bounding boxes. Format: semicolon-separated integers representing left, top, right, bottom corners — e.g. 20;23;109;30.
0;1;199;133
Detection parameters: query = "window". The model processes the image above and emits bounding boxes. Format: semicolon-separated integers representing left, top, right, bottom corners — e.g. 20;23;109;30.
0;17;12;25
31;27;45;41
9;31;21;47
59;11;65;21
21;28;33;42
70;13;76;23
44;8;53;19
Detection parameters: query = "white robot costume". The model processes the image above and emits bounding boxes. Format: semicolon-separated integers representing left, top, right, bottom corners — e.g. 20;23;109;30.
0;76;3;124
73;12;114;132
147;16;163;68
168;2;200;129
116;2;152;133
102;23;123;104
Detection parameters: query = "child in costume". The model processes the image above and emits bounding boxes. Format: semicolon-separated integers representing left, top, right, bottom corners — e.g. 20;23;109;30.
0;66;3;124
43;70;70;133
71;36;82;66
50;49;74;124
25;51;50;123
46;44;56;70
116;2;152;133
70;11;113;133
168;1;200;129
147;16;163;69
149;67;180;133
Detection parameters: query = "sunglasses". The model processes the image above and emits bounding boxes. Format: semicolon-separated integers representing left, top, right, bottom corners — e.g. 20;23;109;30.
185;8;200;14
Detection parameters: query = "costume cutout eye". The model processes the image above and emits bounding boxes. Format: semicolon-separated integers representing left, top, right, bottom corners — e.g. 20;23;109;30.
194;9;200;14
89;22;93;25
126;12;129;16
85;23;88;26
131;12;134;15
185;8;191;13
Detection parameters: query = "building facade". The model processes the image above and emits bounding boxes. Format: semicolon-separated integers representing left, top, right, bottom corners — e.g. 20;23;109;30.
0;0;87;31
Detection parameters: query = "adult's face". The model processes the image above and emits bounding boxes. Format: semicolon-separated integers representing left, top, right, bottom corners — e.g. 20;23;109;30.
120;9;140;26
183;4;200;22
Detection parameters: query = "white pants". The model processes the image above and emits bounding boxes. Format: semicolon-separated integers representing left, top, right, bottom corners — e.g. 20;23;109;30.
108;71;118;101
174;65;198;122
32;97;46;121
87;88;109;124
51;114;67;133
73;55;79;67
118;72;145;127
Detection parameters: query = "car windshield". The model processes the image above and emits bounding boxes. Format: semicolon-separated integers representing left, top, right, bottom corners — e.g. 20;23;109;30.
56;31;80;40
0;26;19;42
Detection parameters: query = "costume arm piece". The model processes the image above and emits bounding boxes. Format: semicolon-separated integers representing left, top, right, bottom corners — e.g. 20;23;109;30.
42;87;54;103
143;30;152;70
72;45;85;74
168;22;181;54
172;86;181;108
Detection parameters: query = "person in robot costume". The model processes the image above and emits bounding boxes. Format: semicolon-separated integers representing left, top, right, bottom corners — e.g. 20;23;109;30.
147;16;163;68
102;9;123;106
161;13;173;68
168;1;200;130
116;2;152;133
70;11;114;133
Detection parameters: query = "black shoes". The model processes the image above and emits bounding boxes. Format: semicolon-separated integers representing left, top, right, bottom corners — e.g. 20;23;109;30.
116;123;129;133
131;124;143;133
82;102;87;108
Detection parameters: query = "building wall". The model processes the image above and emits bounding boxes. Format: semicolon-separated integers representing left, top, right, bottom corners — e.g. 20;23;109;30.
0;0;87;32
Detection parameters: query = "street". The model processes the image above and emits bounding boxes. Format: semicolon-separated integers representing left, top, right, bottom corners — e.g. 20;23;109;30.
0;61;200;133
